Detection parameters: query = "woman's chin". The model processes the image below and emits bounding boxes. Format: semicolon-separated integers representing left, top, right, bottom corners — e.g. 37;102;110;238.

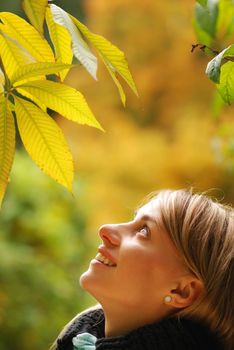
79;268;98;293
79;269;107;305
79;270;90;289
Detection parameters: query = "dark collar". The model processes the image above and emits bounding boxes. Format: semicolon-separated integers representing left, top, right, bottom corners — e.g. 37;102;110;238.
57;308;225;350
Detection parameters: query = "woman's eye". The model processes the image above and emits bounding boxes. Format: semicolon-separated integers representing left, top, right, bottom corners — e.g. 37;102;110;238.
139;225;150;238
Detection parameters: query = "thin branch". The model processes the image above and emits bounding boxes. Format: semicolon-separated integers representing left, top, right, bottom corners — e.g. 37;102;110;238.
191;43;219;55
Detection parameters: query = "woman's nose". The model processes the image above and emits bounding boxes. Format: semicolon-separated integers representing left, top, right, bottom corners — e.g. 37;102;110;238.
99;224;121;247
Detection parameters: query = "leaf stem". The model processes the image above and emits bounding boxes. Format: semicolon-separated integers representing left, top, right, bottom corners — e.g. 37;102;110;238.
191;43;219;56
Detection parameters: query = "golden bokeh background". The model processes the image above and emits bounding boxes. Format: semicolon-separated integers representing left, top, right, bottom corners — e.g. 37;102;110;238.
61;0;234;228
1;1;234;349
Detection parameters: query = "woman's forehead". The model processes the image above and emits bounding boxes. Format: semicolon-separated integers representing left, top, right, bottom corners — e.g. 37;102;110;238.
136;198;160;217
134;199;164;227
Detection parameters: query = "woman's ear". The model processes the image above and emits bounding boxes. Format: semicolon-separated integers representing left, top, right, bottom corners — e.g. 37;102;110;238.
168;275;203;309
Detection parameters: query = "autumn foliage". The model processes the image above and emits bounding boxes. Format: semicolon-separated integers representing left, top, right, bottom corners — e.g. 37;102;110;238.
0;0;137;206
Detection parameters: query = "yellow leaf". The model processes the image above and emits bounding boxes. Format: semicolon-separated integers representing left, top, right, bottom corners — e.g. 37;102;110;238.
22;0;48;36
0;12;54;62
11;62;73;85
46;7;73;81
16;80;104;130
0;29;35;79
8;100;15;111
0;96;15;206
105;62;126;106
50;4;97;80
14;95;74;191
70;14;138;98
14;86;47;112
0;67;5;93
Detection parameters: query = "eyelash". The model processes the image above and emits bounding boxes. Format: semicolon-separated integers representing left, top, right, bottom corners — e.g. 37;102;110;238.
138;225;150;238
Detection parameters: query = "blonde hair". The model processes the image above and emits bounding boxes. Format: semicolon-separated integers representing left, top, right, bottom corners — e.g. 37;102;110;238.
156;189;234;349
50;189;233;349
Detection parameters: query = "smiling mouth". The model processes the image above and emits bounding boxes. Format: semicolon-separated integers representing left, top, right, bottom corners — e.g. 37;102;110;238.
95;252;117;267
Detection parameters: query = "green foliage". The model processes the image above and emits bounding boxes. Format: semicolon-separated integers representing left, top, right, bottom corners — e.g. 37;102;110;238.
194;0;234;164
0;1;137;206
197;0;208;6
0;151;95;350
206;44;234;83
217;61;234;103
194;0;219;45
216;0;234;38
194;0;234;104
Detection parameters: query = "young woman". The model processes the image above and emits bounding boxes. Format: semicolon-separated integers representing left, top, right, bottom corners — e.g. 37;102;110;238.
51;189;234;350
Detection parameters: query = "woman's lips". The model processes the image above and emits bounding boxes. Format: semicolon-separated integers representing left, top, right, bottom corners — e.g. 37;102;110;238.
98;245;117;266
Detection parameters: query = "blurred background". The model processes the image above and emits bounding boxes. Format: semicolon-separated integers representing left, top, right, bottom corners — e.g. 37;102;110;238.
1;0;234;349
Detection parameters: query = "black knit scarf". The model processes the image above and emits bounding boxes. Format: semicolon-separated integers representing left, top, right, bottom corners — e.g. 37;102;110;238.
56;308;225;350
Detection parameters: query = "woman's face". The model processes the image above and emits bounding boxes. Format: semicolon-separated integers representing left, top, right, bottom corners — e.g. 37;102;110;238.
80;198;187;312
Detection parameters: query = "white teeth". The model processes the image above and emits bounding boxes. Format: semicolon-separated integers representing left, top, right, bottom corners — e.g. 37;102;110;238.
96;253;104;262
95;252;115;266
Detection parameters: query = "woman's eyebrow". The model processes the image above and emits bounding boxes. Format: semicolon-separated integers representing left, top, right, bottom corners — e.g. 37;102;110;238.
141;214;158;226
134;211;159;227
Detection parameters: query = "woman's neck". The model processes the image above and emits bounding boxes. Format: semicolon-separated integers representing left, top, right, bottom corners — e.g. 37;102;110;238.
102;303;166;337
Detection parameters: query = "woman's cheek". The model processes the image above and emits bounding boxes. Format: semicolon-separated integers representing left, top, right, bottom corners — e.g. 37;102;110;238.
119;249;155;276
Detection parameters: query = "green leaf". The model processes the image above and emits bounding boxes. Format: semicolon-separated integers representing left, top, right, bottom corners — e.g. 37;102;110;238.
11;62;73;85
194;1;219;39
0;96;15;206
14;95;74;191
45;7;73;81
0;12;54;62
50;4;97;80
197;0;208;6
193;18;213;46
22;0;48;36
70;13;138;99
206;45;234;83
15;80;104;130
217;0;234;39
217;61;234;104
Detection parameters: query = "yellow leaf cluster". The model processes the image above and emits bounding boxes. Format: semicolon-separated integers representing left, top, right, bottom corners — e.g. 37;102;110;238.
14;96;74;191
0;97;15;206
22;0;48;35
0;2;137;206
0;12;54;62
45;7;73;81
71;13;138;105
16;80;103;130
